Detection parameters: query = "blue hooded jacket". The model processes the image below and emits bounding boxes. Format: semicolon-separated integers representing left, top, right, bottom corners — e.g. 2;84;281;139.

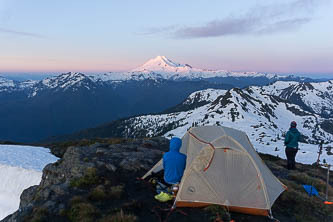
163;137;187;184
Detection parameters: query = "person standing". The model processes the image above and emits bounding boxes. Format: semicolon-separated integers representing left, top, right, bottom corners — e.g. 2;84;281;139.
285;121;301;170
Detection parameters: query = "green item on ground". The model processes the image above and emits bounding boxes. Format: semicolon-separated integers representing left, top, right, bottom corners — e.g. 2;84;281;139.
154;192;173;202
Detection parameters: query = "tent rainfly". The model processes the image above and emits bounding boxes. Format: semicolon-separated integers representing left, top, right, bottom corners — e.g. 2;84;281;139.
142;126;287;216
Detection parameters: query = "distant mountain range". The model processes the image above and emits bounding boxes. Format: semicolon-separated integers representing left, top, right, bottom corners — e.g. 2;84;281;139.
0;56;327;142
0;56;316;94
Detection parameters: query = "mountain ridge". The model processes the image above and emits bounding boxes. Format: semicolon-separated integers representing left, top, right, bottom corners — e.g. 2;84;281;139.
0;56;320;94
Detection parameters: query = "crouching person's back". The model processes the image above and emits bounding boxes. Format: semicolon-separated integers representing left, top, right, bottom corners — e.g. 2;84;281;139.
163;137;186;185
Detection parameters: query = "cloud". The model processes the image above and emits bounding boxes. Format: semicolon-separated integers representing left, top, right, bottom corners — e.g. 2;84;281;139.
150;0;328;39
138;25;177;36
0;27;45;38
256;18;311;34
174;17;261;38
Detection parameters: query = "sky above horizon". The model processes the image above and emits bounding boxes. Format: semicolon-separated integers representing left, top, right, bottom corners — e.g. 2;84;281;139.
0;0;332;78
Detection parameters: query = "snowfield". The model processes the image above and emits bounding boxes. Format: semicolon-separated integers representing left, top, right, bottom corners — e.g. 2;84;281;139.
0;145;58;220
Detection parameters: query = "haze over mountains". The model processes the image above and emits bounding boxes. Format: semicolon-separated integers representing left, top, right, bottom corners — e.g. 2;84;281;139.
0;56;330;142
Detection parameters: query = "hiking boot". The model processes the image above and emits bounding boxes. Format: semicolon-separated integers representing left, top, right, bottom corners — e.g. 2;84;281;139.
154;192;173;202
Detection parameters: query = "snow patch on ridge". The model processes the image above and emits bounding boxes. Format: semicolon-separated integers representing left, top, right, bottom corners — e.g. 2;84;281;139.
0;145;58;220
0;165;42;220
0;145;58;171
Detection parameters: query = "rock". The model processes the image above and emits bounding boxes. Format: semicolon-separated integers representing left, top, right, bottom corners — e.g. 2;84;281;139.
96;148;108;155
19;185;38;209
105;163;117;172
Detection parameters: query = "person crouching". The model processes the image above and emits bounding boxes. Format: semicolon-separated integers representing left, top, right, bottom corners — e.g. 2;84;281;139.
154;137;186;202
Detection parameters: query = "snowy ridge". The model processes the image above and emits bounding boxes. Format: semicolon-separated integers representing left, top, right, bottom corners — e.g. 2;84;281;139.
0;145;58;219
261;81;333;117
28;72;96;97
0;76;37;93
90;72;132;82
184;89;227;104
118;82;333;165
41;72;87;89
0;76;15;88
17;80;38;89
0;76;15;92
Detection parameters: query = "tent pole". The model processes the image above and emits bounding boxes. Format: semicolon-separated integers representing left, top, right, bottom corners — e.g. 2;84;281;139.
171;199;177;210
326;165;331;201
268;209;280;222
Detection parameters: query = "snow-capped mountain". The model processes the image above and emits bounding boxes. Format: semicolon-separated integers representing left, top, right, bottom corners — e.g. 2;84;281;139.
133;56;193;72
29;72;99;97
0;76;15;89
261;81;333;118
0;145;58;220
0;76;36;93
62;81;333;165
93;56;299;81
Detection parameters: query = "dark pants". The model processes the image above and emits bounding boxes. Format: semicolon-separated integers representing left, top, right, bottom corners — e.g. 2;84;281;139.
285;147;298;170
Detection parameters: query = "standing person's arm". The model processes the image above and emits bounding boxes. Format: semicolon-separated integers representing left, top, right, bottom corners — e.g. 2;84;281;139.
297;131;301;148
284;131;290;146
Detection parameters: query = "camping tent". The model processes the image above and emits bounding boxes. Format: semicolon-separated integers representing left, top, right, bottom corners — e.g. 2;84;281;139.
142;126;287;216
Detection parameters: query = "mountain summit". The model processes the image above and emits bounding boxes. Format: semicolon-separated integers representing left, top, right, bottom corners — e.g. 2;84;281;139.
132;55;192;73
128;56;286;80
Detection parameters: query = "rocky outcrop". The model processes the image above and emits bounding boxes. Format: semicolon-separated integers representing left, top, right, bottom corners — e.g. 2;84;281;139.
2;137;168;222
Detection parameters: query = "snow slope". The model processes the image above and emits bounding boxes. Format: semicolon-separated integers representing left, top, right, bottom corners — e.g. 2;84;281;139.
0;145;58;220
117;83;333;166
262;81;333;117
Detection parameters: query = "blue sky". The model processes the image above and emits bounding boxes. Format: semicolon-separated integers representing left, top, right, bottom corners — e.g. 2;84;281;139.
0;0;332;78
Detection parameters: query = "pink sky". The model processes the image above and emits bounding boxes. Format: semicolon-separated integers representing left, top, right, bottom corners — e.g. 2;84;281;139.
0;0;332;77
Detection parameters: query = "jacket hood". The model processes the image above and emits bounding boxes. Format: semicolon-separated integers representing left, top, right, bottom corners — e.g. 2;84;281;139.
289;128;299;134
169;137;182;152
